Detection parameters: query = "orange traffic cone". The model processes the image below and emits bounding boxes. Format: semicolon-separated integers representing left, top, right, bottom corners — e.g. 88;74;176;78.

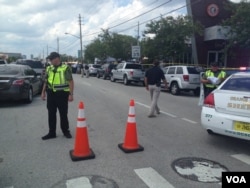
118;99;144;153
70;101;95;161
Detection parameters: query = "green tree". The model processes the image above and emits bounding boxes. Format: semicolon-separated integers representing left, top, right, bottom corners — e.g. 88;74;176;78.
84;29;137;63
142;15;203;62
223;0;250;48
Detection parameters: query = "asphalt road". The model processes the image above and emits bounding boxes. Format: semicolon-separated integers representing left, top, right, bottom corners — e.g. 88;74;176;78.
0;74;250;188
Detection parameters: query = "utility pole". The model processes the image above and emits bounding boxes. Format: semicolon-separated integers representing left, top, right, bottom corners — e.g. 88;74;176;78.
79;14;83;64
47;45;48;57
137;22;140;46
57;37;59;53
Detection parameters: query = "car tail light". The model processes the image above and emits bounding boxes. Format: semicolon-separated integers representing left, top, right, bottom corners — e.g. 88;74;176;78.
129;71;133;76
204;93;215;108
183;75;189;81
13;79;24;85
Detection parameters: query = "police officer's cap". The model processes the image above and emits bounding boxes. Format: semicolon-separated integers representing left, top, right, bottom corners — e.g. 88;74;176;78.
47;52;60;60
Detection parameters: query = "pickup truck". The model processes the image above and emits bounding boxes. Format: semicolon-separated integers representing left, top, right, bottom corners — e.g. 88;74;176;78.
110;62;145;85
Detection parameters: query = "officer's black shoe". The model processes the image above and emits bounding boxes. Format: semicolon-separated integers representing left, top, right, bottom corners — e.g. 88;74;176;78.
64;132;72;139
42;133;56;140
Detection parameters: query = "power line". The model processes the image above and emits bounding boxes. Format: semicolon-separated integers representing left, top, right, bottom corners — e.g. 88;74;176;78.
82;0;172;37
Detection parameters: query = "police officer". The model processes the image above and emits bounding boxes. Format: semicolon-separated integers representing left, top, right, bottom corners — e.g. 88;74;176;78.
201;62;226;98
144;59;168;118
41;52;74;140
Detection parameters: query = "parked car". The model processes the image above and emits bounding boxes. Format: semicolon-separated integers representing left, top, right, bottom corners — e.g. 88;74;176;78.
162;65;203;96
88;64;101;76
96;63;116;79
201;72;250;141
0;59;7;64
110;62;145;85
0;64;43;103
16;59;45;81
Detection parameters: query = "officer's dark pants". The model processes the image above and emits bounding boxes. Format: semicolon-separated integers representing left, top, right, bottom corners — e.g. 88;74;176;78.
47;90;70;135
204;87;215;99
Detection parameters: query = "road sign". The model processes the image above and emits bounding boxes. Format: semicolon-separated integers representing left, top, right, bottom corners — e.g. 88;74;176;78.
132;46;140;58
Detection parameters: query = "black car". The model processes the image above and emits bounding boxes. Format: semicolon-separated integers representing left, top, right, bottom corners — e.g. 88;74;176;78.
0;64;42;103
16;59;45;81
96;63;116;79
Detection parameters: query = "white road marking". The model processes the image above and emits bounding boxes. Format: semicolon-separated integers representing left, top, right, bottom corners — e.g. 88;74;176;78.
181;118;197;124
66;177;92;188
231;154;250;165
134;167;175;188
135;102;177;118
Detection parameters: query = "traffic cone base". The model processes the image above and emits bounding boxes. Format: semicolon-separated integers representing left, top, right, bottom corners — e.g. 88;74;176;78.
69;149;95;161
70;101;95;162
118;143;144;153
118;99;144;153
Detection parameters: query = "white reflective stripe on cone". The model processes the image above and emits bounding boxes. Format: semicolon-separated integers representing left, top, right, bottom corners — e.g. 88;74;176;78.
127;116;136;123
77;120;87;127
78;109;85;118
128;107;135;115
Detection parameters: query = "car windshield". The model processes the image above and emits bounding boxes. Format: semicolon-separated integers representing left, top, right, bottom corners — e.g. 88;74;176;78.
187;67;203;74
18;60;43;68
126;64;142;69
0;66;20;75
220;75;250;92
93;64;101;68
0;60;6;64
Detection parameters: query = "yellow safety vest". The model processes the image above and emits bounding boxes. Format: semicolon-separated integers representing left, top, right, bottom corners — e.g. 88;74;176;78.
205;70;226;88
47;64;70;92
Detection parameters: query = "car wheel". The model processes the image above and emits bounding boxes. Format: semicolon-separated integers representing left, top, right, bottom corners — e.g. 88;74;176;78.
25;88;33;103
97;73;100;78
103;75;106;80
110;74;115;82
123;75;129;85
170;82;180;95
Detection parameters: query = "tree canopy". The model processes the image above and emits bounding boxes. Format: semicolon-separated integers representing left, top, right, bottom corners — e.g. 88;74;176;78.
223;0;250;48
141;15;203;62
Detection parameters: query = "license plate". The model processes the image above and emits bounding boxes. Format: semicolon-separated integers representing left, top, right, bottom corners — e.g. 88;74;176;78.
233;121;250;133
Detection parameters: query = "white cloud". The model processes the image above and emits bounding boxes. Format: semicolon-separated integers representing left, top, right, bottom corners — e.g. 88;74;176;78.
0;0;186;58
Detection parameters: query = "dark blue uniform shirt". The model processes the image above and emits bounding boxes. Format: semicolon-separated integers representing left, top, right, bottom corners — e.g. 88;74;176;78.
145;66;165;85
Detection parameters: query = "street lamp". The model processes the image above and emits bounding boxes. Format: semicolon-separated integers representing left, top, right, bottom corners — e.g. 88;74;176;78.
65;32;83;64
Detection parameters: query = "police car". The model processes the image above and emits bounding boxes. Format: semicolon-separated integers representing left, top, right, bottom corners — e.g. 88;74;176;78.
201;72;250;140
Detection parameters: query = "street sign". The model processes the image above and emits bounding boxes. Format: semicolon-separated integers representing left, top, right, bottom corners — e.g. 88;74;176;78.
132;46;140;58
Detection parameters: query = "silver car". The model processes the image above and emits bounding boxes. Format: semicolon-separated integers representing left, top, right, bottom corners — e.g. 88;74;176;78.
88;64;101;76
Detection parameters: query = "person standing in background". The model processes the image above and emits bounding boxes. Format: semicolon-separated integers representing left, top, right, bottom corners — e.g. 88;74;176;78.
144;59;168;118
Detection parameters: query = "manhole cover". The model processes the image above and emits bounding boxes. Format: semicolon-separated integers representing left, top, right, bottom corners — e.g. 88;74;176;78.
172;157;228;183
52;175;119;188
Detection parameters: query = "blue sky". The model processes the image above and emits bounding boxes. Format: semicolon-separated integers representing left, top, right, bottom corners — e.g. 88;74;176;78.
0;0;187;59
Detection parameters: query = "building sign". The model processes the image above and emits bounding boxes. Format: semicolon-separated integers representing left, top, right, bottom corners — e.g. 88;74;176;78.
131;46;140;58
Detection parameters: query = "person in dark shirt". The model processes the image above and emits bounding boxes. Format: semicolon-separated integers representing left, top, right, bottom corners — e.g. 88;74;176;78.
144;59;168;118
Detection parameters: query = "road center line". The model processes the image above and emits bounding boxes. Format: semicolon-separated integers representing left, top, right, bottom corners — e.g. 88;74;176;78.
181;118;197;124
135;102;177;118
231;154;250;165
134;167;175;188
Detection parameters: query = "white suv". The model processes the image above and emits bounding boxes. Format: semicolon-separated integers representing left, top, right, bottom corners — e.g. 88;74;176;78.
163;65;203;96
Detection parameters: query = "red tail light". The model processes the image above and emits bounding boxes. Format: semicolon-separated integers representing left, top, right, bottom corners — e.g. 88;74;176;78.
13;79;24;85
129;71;133;76
204;93;215;108
183;75;189;81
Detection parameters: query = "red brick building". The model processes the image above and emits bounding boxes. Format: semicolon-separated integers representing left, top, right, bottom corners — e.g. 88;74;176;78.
187;0;250;67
